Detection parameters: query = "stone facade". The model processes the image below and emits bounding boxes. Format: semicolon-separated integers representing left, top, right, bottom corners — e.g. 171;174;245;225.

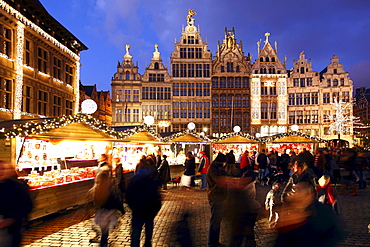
0;0;87;121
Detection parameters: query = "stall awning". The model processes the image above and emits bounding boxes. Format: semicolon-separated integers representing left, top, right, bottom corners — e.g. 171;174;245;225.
269;135;320;143
118;130;163;144
167;133;208;143
215;135;258;144
261;132;328;144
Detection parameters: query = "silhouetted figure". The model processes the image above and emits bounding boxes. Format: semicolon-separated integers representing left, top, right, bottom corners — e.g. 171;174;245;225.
158;155;171;190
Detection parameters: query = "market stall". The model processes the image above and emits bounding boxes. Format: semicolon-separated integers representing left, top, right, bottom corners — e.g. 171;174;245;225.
162;130;211;179
259;131;329;154
0;114;119;220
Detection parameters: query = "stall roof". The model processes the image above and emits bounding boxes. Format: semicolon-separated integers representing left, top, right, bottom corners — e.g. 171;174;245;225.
214;132;258;144
163;130;211;143
0;114;118;141
117;130;164;144
260;131;329;144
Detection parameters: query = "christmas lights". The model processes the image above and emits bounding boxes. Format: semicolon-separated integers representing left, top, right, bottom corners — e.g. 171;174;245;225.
14;22;24;119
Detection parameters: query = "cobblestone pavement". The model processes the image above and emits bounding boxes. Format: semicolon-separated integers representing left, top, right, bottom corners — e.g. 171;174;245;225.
21;183;370;247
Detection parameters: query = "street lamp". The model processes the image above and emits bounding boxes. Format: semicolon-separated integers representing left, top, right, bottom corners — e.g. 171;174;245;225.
144;115;155;126
233;125;241;133
187;122;195;131
291;124;299;132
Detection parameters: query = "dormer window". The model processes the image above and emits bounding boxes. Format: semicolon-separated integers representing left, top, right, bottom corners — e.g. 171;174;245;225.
188;36;195;44
154;62;159;70
334;69;337;74
266;57;270;62
271;57;275;62
260;57;264;62
126;71;130;80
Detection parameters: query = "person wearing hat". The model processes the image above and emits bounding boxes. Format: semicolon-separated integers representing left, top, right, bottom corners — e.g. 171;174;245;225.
207;153;229;247
198;151;210;189
158;155;171;190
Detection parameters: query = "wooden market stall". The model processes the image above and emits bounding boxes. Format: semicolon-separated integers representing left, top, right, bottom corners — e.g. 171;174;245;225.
0;114;118;220
259;131;329;153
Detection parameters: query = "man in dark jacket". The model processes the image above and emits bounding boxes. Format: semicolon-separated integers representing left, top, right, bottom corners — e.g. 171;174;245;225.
158;155;171;190
207;154;228;247
126;160;162;247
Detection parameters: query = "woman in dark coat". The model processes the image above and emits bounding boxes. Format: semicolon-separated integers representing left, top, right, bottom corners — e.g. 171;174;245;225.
184;152;196;188
126;159;162;247
158;155;171;190
0;160;33;247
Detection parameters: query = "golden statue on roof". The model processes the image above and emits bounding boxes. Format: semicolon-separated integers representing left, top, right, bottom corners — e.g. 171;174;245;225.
187;9;197;26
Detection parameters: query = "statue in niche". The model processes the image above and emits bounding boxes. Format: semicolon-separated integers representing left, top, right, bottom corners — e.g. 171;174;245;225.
187;9;197;26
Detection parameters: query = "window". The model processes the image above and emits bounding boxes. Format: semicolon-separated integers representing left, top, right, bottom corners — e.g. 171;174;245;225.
196;102;202;118
133;90;139;102
296;93;303;105
188;83;195;96
323;93;330;103
22;85;32;112
332;92;339;102
293;78;299;87
212;95;219;108
236;66;240;72
53;57;62;80
187;48;194;58
204;102;210;118
124;90;131;102
227;77;234;88
220;77;226;88
173;83;179;96
203;83;210;96
270;102;277;119
173;102;179;118
25;40;32;66
333;79;338;86
221;66;225;72
235;77;241;88
220;94;226;108
311;92;318;104
180;48;186;58
203;64;210;77
261;102;268;119
312;110;318;123
116;90;123;101
300;67;305;74
340;79;344;86
65;64;73;85
188;64;194;77
261;86;268;95
180;83;187;96
65;100;73;115
125;109;131;122
0;25;12;57
304;93;310;105
133;109;139;122
300;78;305;87
37;90;48;115
37;47;48;73
212;77;219;88
180;102;187;118
165;87;171;100
195;83;202;96
149;87;156;99
269;86;276;95
334;69;337;74
53;95;62;116
195;48;202;58
297;111;303;124
188;36;195;44
327;79;331;87
289;111;295;124
125;71;130;80
172;64;179;77
116;109;123;122
0;78;12;109
289;94;295;105
154;62;159;70
180;64;186;77
242;77;249;88
307;78;313;86
342;92;350;102
227;62;234;72
242;95;249;108
227;95;233;108
235;94;242;108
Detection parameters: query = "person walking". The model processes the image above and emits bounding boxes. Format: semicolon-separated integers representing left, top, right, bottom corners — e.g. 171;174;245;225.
184;152;196;189
239;150;250;176
158;155;171;190
355;151;369;189
257;149;268;185
0;160;33;247
126;159;162;247
197;151;210;190
207;154;228;247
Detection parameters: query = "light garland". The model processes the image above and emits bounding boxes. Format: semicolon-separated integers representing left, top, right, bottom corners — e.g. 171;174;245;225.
0;52;14;61
37;71;50;78
162;129;212;143
53;78;64;84
14;22;24;119
22;64;34;71
74;61;80;114
214;131;257;142
0;107;45;117
258;131;329;144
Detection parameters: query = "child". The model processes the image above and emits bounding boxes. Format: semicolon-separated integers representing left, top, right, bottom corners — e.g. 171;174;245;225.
317;174;339;215
265;181;282;227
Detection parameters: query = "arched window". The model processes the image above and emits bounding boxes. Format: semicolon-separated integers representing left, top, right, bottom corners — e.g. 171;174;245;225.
271;57;276;62
125;71;130;80
154;62;159;69
260;57;264;62
265;57;270;62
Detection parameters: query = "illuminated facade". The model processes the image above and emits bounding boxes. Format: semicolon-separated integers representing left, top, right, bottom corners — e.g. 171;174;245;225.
250;33;288;136
170;10;212;133
141;45;172;132
0;0;87;121
111;46;142;126
211;28;252;137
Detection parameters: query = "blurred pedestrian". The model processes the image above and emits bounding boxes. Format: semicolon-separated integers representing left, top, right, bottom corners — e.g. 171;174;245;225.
197;151;210;189
275;182;342;247
355;151;369;189
313;149;327;178
257;149;268;185
265;181;282;228
126;159;162;247
239;150;250;176
317;175;338;215
280;150;290;179
0;160;33;247
297;148;314;169
207;153;228;247
158;155;171;190
338;149;358;196
329;151;341;185
183;152;196;189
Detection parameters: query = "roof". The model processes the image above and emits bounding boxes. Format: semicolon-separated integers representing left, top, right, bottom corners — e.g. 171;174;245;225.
83;85;96;97
3;0;88;53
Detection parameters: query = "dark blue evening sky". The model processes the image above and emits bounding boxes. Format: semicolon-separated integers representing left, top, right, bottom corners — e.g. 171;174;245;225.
41;0;370;93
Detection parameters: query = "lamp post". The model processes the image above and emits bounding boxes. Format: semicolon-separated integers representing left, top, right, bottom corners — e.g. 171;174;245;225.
291;124;299;132
144;115;155;127
233;125;241;133
187;122;196;131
